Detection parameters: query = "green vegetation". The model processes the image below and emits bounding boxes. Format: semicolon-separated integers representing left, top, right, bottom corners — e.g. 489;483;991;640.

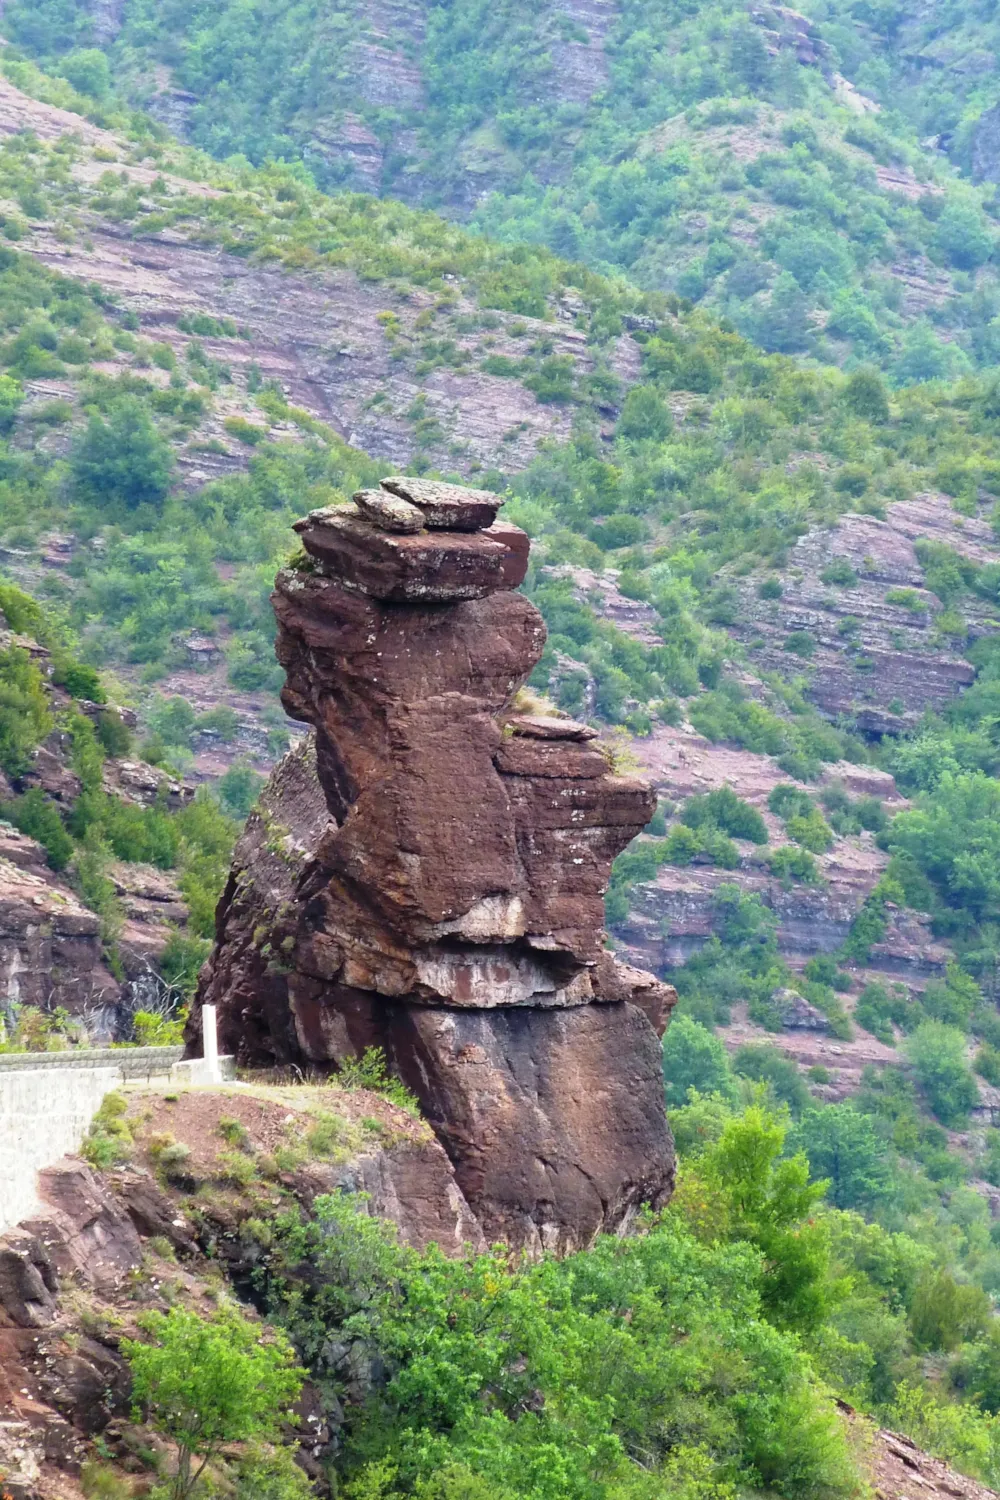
250;1153;856;1500
11;0;1000;383
123;1307;304;1500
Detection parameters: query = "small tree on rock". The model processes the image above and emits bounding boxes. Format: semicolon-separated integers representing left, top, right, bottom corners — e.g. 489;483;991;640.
123;1307;304;1500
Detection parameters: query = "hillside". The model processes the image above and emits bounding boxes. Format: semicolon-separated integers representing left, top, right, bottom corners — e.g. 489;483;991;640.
4;1081;998;1500
10;0;1000;377
9;33;1000;1500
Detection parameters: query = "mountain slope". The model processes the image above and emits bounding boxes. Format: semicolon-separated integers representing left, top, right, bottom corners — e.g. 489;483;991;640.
10;0;1000;378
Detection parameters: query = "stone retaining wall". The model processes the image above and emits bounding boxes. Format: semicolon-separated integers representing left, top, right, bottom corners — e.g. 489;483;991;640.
0;1064;120;1230
0;1044;235;1231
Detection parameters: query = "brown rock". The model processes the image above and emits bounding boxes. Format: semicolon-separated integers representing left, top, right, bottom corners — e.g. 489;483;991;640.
380;475;504;531
509;714;599;741
292;510;529;601
595;953;678;1037
353;488;425;533
114;1170;198;1256
35;1334;130;1432
300;993;674;1252
0;1229;59;1328
28;1160;142;1293
494;736;607;779
325;1139;487;1255
194;510;675;1252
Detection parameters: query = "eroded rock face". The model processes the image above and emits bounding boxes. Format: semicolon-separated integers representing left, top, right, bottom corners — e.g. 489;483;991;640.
193;483;676;1251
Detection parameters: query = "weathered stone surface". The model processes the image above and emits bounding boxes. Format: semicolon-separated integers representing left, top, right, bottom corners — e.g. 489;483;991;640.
292;510;530;601
0;1230;59;1328
353;488;425;533
29;1161;142;1293
194;510;675;1251
114;1170;198;1256
381;475;504;531
325;1139;487;1255
510;714;599;741
289;990;674;1253
494;735;608;779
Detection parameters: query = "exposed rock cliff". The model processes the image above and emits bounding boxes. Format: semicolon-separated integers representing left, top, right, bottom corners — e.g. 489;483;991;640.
191;481;677;1252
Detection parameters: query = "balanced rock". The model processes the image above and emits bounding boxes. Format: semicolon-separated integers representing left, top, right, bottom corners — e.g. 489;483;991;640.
353;487;425;533
381;474;503;531
191;507;676;1253
293;508;529;602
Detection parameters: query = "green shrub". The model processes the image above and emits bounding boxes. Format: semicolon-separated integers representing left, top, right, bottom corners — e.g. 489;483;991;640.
904;1021;980;1127
768;845;820;883
732;1043;811;1115
82;1091;133;1168
0;645;53;775
1;787;73;869
337;1046;420;1114
681;785;769;844
70;395;174;513
819;559;859;588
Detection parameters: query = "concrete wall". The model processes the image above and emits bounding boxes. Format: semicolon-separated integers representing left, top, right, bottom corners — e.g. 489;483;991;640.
0;1041;237;1232
0;1065;120;1230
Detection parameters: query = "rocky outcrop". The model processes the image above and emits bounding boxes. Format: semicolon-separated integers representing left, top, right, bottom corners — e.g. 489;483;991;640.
728;496;1000;734
192;482;676;1252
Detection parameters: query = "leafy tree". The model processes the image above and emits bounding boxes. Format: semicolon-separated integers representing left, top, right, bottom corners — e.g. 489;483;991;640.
258;1190;856;1498
123;1308;304;1500
733;1043;811;1115
904;1021;979;1126
58;47;111;99
617;383;672;441
695;1105;838;1331
217;761;265;818
887;773;1000;929
843;366;890;423
935;204;994;271
951;1325;1000;1414
1;787;73;870
792;1103;889;1210
909;1270;991;1353
681;784;768;844
663;1013;737;1108
748;273;812;354
0;645;53;775
70;395;174;512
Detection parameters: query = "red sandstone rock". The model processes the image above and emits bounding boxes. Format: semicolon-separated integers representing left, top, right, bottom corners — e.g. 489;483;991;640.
380;475;504;531
293;510;529;601
193;511;675;1252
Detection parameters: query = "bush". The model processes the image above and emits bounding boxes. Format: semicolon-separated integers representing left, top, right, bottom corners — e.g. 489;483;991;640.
617;383;672;440
768;783;814;819
733;1043;811;1115
768;845;820;883
786;808;834;853
1;788;73;869
70;395;174;513
791;1103;889;1210
842;366;890;424
819;558;858;588
681;785;769;844
909;1270;991;1353
258;1186;856;1499
904;1021;980;1126
0;645;52;775
123;1308;304;1500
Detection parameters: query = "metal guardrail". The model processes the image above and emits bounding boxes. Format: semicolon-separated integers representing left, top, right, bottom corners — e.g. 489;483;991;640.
0;1045;184;1079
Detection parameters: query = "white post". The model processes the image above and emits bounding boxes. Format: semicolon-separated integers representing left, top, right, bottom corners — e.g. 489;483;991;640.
202;1004;222;1084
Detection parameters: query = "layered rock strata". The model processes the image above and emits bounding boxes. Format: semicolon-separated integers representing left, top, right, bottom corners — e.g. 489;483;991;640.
192;477;676;1252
